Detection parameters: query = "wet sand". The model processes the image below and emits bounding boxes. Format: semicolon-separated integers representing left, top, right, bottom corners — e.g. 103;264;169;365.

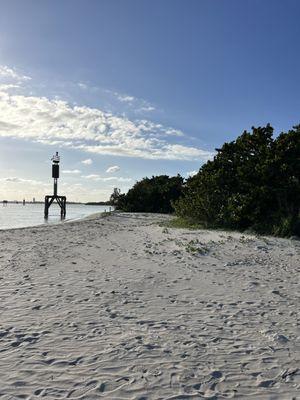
0;212;299;399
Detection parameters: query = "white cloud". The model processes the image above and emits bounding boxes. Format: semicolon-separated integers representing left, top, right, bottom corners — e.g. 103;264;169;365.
78;82;88;90
0;70;214;162
0;177;48;186
83;174;100;180
117;94;135;103
187;170;198;177
81;158;93;165
82;174;131;182
104;176;131;182
62;169;81;174
0;65;31;82
164;128;184;137
108;89;156;113
106;165;120;173
138;105;156;112
0;84;20;91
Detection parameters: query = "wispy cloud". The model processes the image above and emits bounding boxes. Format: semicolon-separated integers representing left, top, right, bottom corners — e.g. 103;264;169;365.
186;170;198;177
82;174;131;182
117;94;135;103
106;165;120;173
0;65;214;162
62;169;81;174
81;158;93;165
0;65;31;82
77;82;88;90
82;174;99;180
107;89;156;113
0;92;213;161
0;83;20;91
0;177;48;185
138;105;156;112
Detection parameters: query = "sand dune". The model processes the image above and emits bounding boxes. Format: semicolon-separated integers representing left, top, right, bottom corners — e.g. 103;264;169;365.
0;212;299;399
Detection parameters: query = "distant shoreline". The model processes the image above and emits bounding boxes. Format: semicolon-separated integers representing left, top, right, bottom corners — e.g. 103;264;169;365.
0;203;112;231
1;201;112;205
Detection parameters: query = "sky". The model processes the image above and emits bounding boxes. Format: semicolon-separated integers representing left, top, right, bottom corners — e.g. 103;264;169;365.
0;0;300;202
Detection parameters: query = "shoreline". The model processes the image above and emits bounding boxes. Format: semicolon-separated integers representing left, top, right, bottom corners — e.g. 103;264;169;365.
0;205;112;232
0;210;107;233
0;212;299;398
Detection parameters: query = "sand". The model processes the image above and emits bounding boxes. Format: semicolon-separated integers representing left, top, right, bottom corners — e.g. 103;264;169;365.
0;212;299;399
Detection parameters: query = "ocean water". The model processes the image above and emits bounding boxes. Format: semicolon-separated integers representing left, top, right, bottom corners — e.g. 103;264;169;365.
0;203;112;230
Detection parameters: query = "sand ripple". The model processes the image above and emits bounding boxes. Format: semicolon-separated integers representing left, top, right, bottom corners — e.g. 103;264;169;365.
0;213;299;399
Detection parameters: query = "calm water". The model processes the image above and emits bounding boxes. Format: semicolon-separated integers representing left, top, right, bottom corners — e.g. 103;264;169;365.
0;203;111;230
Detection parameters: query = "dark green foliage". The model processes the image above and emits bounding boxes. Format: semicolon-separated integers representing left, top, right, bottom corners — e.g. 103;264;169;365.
174;124;300;236
113;175;183;213
109;188;122;206
110;124;300;237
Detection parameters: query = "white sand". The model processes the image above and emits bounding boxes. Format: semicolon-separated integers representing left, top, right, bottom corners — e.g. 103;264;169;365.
0;212;299;399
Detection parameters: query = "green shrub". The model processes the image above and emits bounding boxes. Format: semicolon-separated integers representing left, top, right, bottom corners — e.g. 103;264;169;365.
174;124;300;237
112;175;183;214
111;124;300;237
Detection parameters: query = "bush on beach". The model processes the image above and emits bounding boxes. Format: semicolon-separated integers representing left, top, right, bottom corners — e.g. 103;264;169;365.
174;124;300;236
112;124;300;237
112;175;184;214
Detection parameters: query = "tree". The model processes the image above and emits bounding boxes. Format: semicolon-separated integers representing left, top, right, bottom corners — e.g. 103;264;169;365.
110;188;122;206
114;175;184;213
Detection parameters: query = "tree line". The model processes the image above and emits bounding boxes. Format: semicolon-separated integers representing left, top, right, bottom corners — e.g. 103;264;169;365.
110;124;300;237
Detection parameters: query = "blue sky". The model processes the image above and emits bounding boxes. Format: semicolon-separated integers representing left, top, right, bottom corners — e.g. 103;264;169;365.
0;0;300;201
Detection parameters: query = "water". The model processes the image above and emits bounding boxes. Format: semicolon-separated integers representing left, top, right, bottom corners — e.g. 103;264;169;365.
0;203;112;230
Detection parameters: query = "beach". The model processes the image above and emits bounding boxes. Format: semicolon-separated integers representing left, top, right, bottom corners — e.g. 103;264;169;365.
0;212;299;399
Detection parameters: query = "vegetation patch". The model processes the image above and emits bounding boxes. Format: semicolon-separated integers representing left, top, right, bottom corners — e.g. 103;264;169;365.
174;125;300;237
110;175;183;214
110;124;300;237
159;217;204;230
185;240;209;255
